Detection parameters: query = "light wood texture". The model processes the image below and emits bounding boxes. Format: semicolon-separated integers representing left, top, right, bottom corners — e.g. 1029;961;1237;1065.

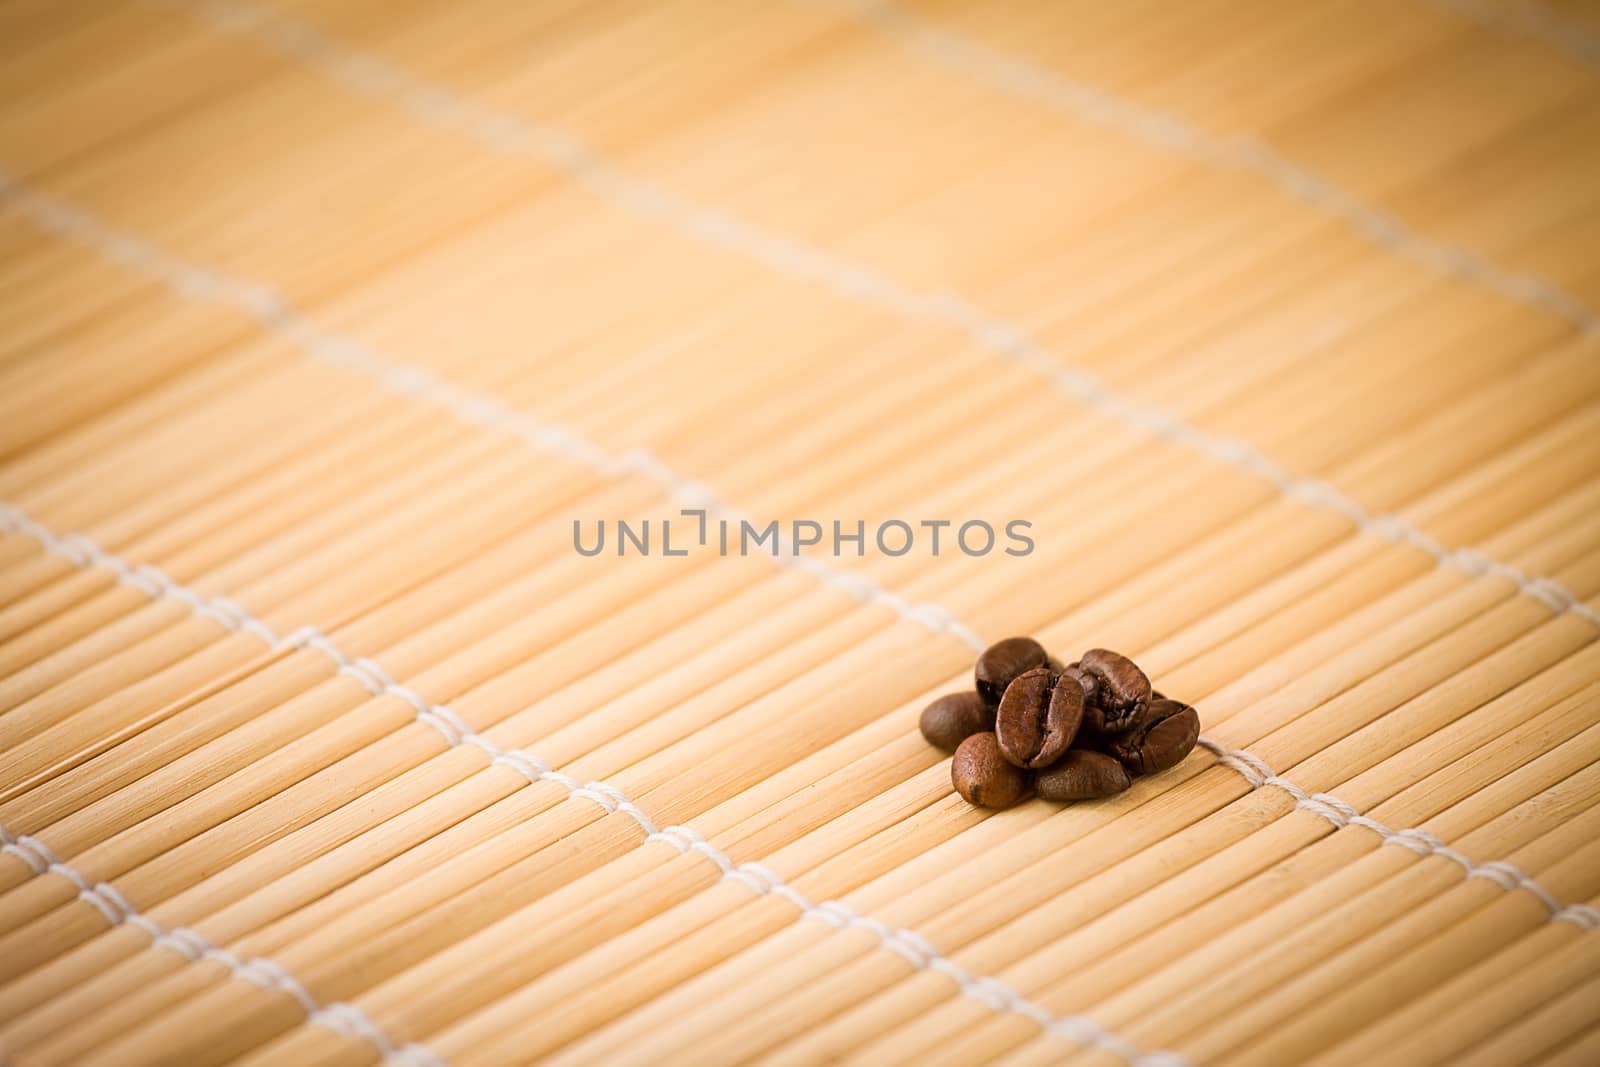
1;0;1598;1064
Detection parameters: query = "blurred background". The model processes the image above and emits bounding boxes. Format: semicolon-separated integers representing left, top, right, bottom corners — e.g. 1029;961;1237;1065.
2;1;1599;1065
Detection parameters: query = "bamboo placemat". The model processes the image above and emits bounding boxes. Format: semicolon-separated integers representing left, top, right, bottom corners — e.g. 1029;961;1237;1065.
2;0;1599;1064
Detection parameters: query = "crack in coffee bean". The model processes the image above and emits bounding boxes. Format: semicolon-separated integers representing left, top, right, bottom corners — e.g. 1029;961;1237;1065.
1077;648;1152;734
994;666;1084;769
1061;664;1096;702
919;691;993;752
974;636;1049;710
951;732;1031;809
1106;698;1200;775
1035;748;1131;801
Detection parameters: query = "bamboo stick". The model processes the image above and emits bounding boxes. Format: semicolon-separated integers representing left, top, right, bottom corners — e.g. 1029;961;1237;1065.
1309;891;1600;1066
2;1;1598;1064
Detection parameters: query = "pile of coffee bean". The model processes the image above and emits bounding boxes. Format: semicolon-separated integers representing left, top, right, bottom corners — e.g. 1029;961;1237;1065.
919;637;1200;809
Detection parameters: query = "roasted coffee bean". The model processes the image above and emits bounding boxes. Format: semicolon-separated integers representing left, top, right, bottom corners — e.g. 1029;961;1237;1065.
974;636;1049;709
995;667;1084;769
1107;698;1201;775
951;732;1031;809
1061;664;1097;702
919;691;993;752
1078;648;1152;733
1035;748;1131;801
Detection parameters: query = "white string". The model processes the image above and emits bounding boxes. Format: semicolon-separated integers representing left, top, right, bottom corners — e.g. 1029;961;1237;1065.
5;182;1596;1067
0;170;982;655
111;0;1600;634
0;5;1592;1054
636;830;1187;1066
1191;738;1566;912
0;837;348;1041
0;504;290;645
5;497;1590;1067
819;0;1600;338
1554;904;1600;930
1427;0;1600;72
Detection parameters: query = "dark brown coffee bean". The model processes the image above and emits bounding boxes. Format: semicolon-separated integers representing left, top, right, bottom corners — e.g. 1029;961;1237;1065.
1107;698;1200;775
919;691;993;752
951;732;1031;809
1061;665;1097;702
1035;748;1131;801
1078;648;1152;733
974;636;1049;710
995;667;1084;769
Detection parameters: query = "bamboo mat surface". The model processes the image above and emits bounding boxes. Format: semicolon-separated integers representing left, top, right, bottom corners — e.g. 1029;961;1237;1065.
2;0;1600;1064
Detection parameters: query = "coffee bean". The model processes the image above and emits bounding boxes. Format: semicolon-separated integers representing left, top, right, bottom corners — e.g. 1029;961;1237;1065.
1035;748;1131;801
919;691;993;752
995;667;1084;769
1106;698;1200;775
1078;648;1152;734
951;732;1031;809
1061;664;1097;702
975;636;1049;710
